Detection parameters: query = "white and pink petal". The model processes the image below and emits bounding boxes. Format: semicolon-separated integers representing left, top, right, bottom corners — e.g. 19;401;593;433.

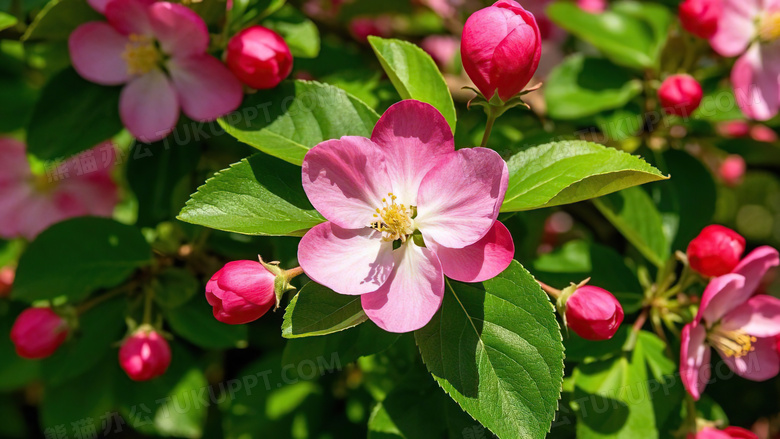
720;294;780;338
148;2;209;57
167;55;243;122
429;220;514;283
119;69;179;142
716;336;780;381
68;22;131;85
680;322;711;400
698;273;748;325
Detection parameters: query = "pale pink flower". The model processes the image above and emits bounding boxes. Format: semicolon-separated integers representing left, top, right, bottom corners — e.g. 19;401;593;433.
681;246;780;400
68;0;243;142
709;0;780;120
298;100;514;333
0;138;118;240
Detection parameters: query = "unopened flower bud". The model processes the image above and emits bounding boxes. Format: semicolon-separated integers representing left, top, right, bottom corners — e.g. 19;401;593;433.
719;155;746;187
678;0;721;39
226;26;293;90
10;308;69;359
564;286;624;341
119;327;171;381
658;74;703;117
687;225;746;277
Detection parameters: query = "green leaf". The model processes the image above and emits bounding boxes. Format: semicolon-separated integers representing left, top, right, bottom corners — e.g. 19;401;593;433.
547;1;671;71
13;218;152;303
368;36;457;133
594;186;670;267
501;140;667;212
0;12;17;31
26;68;123;161
219;80;379;165
117;343;208;438
42;297;128;385
533;240;644;314
177;153;325;236
263;5;320;58
127;141;201;228
228;0;287;32
165;298;248;349
415;261;564;439
22;0;102;41
545;55;643;120
152;267;199;309
282;282;367;339
367;372;449;439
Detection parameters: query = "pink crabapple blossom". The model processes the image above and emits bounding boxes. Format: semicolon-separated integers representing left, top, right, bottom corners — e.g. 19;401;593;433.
0;138;118;240
461;0;542;102
10;308;69;359
680;246;780;400
68;0;243;142
205;260;277;325
297;100;514;333
709;0;780;120
119;328;171;381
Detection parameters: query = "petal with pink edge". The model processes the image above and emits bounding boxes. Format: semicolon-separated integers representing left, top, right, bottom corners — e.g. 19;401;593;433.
361;242;445;333
731;44;780;121
716;336;780;381
680;323;711;400
370;100;454;205
732;245;780;295
148;2;209;57
415;147;508;249
429;220;514;283
105;0;155;36
298;222;394;295
708;0;760;57
721;294;780;337
119;69;179;142
698;273;747;325
302;137;392;229
167;55;243;122
0;138;31;182
68;22;130;85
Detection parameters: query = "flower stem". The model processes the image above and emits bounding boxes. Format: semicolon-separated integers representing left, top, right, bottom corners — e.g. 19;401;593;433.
480;110;498;148
285;266;304;279
623;307;649;352
77;281;139;315
142;287;154;326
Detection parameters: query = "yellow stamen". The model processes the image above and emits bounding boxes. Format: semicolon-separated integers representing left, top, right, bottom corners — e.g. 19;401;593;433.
759;12;780;42
122;34;161;76
369;193;415;242
708;326;757;358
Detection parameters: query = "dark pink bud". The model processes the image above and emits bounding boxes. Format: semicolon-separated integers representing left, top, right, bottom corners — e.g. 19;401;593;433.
349;17;392;42
719;154;746;187
717;120;750;138
461;0;542;101
750;124;778;143
119;329;171;381
226;26;293;90
205;260;276;325
687;225;746;277
678;0;721;39
658;74;703;117
0;266;14;298
10;308;68;359
577;0;606;13
565;286;624;341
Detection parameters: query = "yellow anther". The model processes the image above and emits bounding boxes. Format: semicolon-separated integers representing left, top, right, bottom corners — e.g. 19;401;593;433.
760;12;780;42
122;34;161;76
369;193;415;242
709;326;756;358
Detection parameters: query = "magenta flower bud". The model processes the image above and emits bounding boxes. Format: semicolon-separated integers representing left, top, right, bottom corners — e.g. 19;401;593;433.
687;225;746;277
226;26;293;90
205;260;277;325
577;0;606;14
119;328;171;381
461;0;542;102
10;308;69;359
719;155;746;187
678;0;721;39
565;286;624;341
658;74;703;117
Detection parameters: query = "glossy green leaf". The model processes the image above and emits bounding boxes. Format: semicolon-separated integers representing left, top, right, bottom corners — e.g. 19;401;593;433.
367;372;449;439
282;282;367;339
368;36;457;132
263;5;320;58
415;261;564;439
547;1;671;70
501;140;667;212
165;298;248;349
218;80;379;165
13;218;152;303
22;0;101;41
26;68;123;161
594;186;670;267
177;153;324;236
546;55;643;120
0;12;17;31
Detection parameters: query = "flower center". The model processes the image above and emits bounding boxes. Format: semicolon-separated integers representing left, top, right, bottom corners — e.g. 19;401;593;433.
708;326;756;358
370;193;415;242
759;12;780;42
122;34;161;76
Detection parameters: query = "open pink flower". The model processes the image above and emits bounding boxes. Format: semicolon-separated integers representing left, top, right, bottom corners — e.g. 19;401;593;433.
709;0;780;120
681;246;780;400
298;100;514;333
688;426;758;439
0;138;118;240
68;0;243;142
